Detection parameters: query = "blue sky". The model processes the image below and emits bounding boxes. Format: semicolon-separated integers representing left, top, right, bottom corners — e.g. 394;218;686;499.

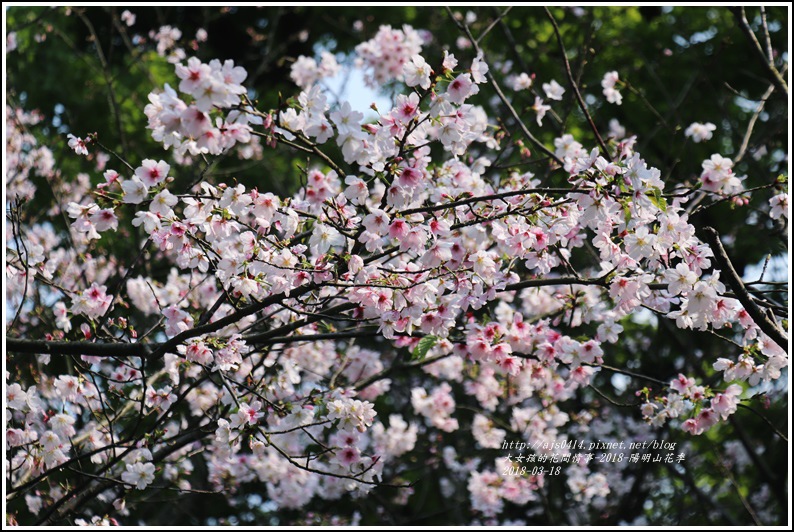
322;63;393;121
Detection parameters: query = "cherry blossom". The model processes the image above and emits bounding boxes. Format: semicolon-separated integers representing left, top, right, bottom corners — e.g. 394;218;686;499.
121;462;156;490
290;52;340;89
601;70;623;105
542;79;565;100
403;54;433;89
66;133;89;156
684;121;717;142
355;24;423;87
510;72;533;91
700;153;744;195
120;10;135;26
769;193;788;219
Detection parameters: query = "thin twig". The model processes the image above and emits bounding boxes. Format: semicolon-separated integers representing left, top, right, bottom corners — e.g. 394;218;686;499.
75;9;129;160
399;186;586;216
734;65;786;163
476;7;512;45
444;7;564;167
588;384;639;407
544;7;610;158
737;403;787;442
729;7;788;96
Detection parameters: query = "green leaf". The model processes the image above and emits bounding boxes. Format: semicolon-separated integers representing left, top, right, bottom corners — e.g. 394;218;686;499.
411;335;438;361
649;187;668;212
622;202;632;225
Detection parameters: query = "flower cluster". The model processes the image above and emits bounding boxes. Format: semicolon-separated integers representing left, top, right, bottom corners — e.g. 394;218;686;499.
7;106;54;201
699;153;744;195
145;57;256;157
601;70;623;105
684;121;716;143
290;51;341;89
354;24;424;87
150;25;183;62
769;193;788;219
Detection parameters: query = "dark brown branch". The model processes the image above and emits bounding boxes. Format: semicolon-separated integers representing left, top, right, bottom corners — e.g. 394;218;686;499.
734;67;786;164
196;290;229;327
444;7;565;167
243;301;358;344
544;7;610;158
9;201;31;331
74;9;129;160
599;363;668;387
737;403;787;442
247;104;347;177
502;276;605;292
7;6;58;32
98;238;152;330
263;330;379;345
7;338;154;358
355;351;455;392
729;7;788;96
7;274;677;359
148;283;317;359
39;422;216;525
588;383;639;407
8;438;136;498
476;7;513;45
702;226;787;350
399;187;587;216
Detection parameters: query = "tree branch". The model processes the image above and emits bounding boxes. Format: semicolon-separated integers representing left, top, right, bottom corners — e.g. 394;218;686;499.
399;186;587;216
544;7;611;158
444;7;565;167
6;338;154;358
702;226;788;350
243;301;358;344
729;7;788;96
734;66;786;164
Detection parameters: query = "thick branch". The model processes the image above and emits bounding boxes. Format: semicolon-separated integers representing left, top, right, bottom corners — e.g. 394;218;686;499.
263;330;379;345
7;276;676;358
702;226;788;350
6;338;153;357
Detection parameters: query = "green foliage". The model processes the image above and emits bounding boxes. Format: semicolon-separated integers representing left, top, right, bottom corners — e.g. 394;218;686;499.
411;335;438;361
